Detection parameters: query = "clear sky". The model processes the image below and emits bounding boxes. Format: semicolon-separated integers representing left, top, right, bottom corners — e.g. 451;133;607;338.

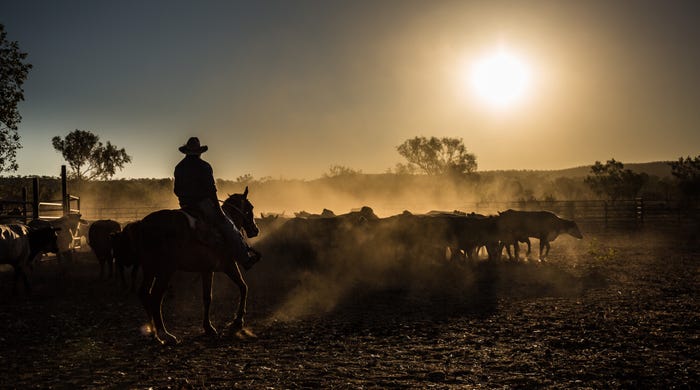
1;0;699;180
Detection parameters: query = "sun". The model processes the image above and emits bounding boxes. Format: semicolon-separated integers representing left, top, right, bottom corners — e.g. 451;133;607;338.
469;47;532;109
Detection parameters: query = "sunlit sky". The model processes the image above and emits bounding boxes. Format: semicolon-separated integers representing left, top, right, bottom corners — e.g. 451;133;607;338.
2;0;699;180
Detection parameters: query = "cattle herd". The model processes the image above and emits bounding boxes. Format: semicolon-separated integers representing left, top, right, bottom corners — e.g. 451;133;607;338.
1;207;583;296
251;207;583;269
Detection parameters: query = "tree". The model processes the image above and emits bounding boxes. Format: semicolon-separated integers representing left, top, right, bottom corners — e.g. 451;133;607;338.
52;130;132;180
236;173;254;184
323;164;361;178
396;136;477;176
584;159;648;202
669;155;700;203
0;24;33;172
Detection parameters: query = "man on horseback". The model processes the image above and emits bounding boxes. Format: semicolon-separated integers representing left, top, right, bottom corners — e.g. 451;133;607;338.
174;137;256;267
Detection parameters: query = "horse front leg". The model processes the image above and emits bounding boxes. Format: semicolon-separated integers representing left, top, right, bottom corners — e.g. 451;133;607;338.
138;272;156;336
201;272;217;336
225;263;248;331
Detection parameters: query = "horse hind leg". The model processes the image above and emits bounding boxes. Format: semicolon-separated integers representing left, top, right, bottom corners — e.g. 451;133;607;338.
150;272;178;345
201;272;217;336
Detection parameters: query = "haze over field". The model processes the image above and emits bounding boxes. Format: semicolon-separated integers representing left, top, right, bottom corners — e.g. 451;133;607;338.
1;1;699;180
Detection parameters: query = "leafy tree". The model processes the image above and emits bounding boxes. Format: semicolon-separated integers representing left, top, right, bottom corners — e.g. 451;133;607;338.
669;155;700;202
396;136;477;176
393;162;417;175
52;129;132;181
0;24;33;172
584;159;648;202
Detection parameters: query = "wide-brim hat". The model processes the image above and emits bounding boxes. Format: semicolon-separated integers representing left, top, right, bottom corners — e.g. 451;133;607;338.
179;137;208;155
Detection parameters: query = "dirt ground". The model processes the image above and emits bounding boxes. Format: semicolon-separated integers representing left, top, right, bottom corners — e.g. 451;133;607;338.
0;230;698;389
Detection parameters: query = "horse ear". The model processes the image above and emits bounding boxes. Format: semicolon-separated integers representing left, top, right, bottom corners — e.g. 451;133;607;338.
243;186;249;198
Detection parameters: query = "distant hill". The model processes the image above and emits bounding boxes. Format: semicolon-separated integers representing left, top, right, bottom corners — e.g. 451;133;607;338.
484;161;674;179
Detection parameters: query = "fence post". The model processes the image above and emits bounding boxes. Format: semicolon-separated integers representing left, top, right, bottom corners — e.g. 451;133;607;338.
61;165;68;215
604;201;608;229
636;197;644;227
32;177;39;220
21;187;28;223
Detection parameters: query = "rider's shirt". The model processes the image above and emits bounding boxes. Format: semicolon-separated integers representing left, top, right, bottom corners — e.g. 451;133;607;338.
173;155;217;208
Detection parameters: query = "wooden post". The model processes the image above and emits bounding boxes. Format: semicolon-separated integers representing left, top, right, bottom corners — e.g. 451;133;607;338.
61;165;68;215
636;197;644;227
21;187;27;223
604;201;608;229
32;177;39;220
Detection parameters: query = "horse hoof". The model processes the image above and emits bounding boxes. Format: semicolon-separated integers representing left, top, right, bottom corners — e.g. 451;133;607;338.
204;325;218;336
156;333;180;346
227;319;244;331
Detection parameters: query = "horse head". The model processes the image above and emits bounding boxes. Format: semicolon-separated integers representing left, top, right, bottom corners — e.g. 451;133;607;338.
222;186;260;238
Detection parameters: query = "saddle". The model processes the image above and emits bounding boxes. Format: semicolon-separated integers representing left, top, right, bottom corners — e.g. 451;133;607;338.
179;209;223;249
179;209;260;270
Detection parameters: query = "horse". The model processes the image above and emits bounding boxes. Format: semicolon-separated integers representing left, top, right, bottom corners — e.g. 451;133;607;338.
135;186;260;345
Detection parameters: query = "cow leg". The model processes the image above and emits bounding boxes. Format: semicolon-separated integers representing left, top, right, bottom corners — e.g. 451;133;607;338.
150;272;178;345
116;262;126;289
465;246;475;261
538;240;548;261
13;265;31;295
130;265;139;292
108;257;114;279
504;243;513;260
99;258;105;279
525;238;532;257
201;271;217;336
542;241;551;260
225;263;248;331
513;240;520;261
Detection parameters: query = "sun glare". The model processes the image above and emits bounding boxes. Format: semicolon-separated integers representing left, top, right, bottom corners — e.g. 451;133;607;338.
470;48;532;109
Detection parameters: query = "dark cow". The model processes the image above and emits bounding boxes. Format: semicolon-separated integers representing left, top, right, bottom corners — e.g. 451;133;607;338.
111;221;142;290
294;208;337;219
498;209;583;260
254;206;379;270
0;223;59;293
88;219;121;279
29;213;87;262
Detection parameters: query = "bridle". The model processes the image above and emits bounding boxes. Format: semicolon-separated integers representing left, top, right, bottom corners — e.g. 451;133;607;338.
221;197;255;235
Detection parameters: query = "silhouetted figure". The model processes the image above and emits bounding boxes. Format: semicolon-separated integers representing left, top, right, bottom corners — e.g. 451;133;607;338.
174;137;252;264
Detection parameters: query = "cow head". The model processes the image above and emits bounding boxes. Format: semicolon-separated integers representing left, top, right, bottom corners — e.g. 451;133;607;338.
29;226;61;254
564;220;583;239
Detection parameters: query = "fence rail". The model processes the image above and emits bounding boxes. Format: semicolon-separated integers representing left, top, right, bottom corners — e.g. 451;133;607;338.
78;199;700;233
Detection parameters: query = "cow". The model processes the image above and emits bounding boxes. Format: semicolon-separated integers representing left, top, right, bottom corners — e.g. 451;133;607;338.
87;219;121;279
29;213;87;262
497;209;583;260
0;223;60;294
111;221;141;290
